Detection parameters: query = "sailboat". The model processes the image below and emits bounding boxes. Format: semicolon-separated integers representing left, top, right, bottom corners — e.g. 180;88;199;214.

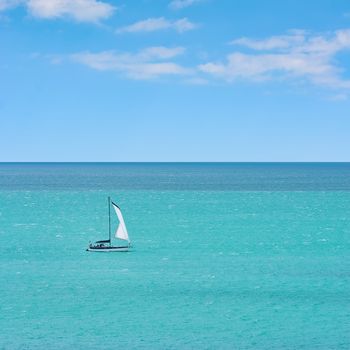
87;197;131;252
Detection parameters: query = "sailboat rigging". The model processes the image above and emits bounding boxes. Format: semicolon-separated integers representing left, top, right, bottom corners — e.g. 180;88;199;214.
87;197;131;252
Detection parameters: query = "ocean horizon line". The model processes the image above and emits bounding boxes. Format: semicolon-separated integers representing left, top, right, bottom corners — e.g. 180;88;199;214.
1;161;350;164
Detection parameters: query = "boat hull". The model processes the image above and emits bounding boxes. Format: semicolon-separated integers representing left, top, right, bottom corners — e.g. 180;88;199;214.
86;246;130;252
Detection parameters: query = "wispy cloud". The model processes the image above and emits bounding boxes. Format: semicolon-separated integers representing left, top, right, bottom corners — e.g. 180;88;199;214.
169;0;202;10
137;46;186;59
184;77;208;85
230;30;306;50
0;0;23;11
199;29;350;90
0;0;115;22
329;93;349;101
71;46;191;80
117;17;196;34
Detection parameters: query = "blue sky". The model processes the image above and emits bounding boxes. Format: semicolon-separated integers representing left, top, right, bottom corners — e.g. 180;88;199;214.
0;0;350;161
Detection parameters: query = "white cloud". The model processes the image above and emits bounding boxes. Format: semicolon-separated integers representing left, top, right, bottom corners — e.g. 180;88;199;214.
138;46;185;59
0;0;23;11
0;0;115;22
169;0;202;10
184;77;208;85
117;17;196;33
199;29;350;90
231;30;306;50
27;0;114;22
71;46;190;79
329;93;348;101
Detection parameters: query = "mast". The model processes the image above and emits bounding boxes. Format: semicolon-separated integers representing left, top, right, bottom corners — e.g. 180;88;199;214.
108;196;111;246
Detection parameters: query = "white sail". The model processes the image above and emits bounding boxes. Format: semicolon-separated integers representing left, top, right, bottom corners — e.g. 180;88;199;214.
112;202;130;243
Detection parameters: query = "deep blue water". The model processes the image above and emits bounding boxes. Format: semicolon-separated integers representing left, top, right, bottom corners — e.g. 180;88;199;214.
1;162;350;191
0;163;349;349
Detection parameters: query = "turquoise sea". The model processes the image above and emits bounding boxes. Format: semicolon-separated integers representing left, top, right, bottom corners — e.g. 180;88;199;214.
0;163;350;349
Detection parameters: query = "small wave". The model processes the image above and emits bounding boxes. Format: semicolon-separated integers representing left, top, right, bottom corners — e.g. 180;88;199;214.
13;223;38;227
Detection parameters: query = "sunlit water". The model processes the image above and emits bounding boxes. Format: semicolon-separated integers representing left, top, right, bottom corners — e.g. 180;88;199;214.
0;163;349;349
